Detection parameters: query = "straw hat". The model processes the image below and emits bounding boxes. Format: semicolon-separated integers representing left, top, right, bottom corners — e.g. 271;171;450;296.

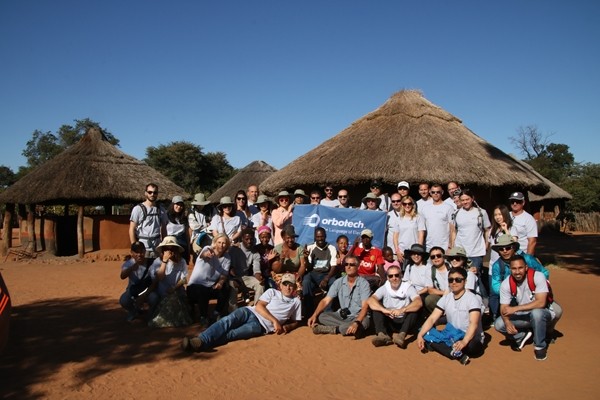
156;236;184;253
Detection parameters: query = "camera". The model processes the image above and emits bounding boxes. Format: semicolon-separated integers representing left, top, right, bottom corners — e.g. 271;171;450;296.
339;308;350;320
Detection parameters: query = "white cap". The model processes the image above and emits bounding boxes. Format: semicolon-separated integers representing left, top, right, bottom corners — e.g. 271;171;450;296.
397;181;410;189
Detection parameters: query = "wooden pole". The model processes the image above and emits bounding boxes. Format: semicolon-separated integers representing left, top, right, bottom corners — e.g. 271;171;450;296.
1;203;14;257
77;205;84;258
25;204;36;253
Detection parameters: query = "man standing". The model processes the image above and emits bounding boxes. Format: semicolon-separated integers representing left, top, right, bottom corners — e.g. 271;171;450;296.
494;254;561;361
444;182;461;210
302;228;338;317
320;185;340;207
309;190;322;205
129;183;167;263
247;185;260;214
416;182;433;211
386;193;403;256
182;273;301;353
509;192;538;255
420;184;454;251
308;255;371;338
368;265;423;348
360;180;390;211
336;189;351;208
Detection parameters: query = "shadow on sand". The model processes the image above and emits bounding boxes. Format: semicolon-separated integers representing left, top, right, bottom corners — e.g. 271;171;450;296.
536;231;600;276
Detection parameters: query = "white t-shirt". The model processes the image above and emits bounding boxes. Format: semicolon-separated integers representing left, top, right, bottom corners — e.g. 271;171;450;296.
499;270;548;309
416;197;433;212
188;246;231;286
209;215;242;240
373;282;419;309
425;264;449;292
436;290;484;343
510;211;538;252
444;197;458;210
390;215;426;253
149;258;188;298
453;207;491;257
403;263;431;292
320;198;340;208
130;203;168;251
249;288;302;333
386;209;402;253
421;202;454;251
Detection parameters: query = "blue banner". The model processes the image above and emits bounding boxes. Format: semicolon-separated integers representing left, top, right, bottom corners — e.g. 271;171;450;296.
292;205;387;248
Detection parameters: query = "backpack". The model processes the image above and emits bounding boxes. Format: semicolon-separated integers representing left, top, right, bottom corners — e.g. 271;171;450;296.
451;204;485;236
137;203;163;226
508;268;554;306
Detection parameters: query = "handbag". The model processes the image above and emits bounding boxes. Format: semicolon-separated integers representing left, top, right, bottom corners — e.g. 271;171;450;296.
130;265;153;298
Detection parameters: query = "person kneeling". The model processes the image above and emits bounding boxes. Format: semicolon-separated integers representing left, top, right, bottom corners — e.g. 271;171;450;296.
182;273;301;352
367;265;422;348
417;267;485;365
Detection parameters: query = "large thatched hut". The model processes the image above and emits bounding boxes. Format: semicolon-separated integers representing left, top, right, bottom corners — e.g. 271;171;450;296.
208;160;277;202
0;128;188;257
261;90;549;207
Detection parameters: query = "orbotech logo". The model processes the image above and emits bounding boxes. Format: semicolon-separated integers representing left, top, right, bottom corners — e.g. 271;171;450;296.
303;213;365;229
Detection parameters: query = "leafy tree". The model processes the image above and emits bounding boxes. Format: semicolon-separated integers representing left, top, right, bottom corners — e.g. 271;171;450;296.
22;118;119;168
562;163;600;212
0;165;16;189
144;141;235;195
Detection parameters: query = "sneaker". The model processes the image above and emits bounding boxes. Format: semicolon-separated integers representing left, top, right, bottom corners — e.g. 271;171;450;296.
181;336;203;353
534;347;548;361
511;331;533;352
312;324;337;335
371;332;392;347
393;332;407;349
459;354;470;365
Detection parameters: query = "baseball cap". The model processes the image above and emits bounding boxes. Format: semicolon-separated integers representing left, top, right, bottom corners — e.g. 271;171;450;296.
360;229;374;238
397;181;410;189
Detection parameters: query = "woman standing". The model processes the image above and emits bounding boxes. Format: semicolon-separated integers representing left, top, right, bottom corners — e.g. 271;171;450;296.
166;196;190;262
148;236;192;327
234;190;253;230
488;204;518;267
392;196;426;265
250;195;274;244
271;191;294;246
417;267;485;365
187;234;232;325
210;196;242;243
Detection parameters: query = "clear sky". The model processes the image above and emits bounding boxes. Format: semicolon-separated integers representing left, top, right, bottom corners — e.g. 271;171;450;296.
1;1;598;174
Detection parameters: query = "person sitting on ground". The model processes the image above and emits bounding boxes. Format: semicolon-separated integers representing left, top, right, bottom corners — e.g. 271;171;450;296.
335;234;349;267
308;255;371;338
181;273;301;353
417;267;485;365
494;254;562;361
352;229;385;292
368;265;422;349
187;234;232;326
270;225;306;289
148;236;192;328
424;246;451;314
227;229;264;310
254;226;277;289
119;241;159;322
402;244;432;305
302;227;339;318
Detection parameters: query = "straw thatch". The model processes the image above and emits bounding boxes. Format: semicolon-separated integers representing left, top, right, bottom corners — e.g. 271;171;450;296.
208;160;277;202
0;128;188;205
509;156;572;201
260;90;549;195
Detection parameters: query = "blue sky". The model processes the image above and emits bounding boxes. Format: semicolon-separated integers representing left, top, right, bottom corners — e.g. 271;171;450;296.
1;1;598;174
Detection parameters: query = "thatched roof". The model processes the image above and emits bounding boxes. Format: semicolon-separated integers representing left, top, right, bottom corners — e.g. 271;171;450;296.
260;90;549;195
0;128;189;205
208;160;277;202
509;156;572;201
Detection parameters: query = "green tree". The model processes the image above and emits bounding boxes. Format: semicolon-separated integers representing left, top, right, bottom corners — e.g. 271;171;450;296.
144;141;235;194
562;163;600;212
22;118;119;168
0;165;16;189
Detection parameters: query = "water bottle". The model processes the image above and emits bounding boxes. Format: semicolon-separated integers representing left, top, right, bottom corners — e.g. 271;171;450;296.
451;339;463;358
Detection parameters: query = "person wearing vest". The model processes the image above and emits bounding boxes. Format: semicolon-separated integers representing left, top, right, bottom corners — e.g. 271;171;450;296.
302;227;338;318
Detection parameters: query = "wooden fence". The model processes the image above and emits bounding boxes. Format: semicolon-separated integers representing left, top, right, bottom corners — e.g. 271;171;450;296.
571;212;600;232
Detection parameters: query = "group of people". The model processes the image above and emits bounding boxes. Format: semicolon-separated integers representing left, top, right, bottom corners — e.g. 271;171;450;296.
121;180;562;364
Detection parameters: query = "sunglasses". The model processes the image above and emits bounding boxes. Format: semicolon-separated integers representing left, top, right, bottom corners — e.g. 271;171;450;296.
325;188;333;192
236;197;246;201
387;273;400;278
430;191;442;194
279;198;289;202
345;262;358;267
448;277;465;283
448;256;464;262
498;246;514;251
311;197;320;200
370;185;381;189
391;200;402;203
338;195;348;199
402;202;413;206
281;281;295;287
430;254;444;259
510;200;524;204
146;190;158;195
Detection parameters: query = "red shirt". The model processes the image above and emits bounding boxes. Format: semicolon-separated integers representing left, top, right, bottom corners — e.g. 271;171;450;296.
353;245;384;276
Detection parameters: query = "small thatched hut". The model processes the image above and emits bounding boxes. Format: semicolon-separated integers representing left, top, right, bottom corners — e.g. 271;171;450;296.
208;160;277;202
0;128;188;257
261;90;549;206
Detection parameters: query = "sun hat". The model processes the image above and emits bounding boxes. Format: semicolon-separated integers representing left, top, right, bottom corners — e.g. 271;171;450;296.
171;195;184;204
360;229;374;238
491;234;520;252
362;192;382;207
445;246;468;258
156;236;184;253
293;189;308;199
217;196;235;210
404;243;428;260
274;191;291;203
397;181;410;189
191;193;210;206
255;194;273;205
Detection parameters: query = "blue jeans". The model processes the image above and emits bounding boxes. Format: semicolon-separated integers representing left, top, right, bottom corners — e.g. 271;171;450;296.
302;270;334;317
199;307;264;349
494;308;552;349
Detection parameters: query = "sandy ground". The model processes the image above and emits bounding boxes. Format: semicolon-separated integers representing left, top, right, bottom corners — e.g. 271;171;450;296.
0;231;599;399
